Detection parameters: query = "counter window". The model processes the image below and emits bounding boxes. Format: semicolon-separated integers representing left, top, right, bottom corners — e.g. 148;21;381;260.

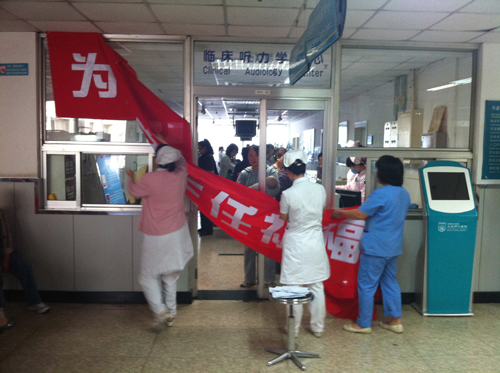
82;154;149;206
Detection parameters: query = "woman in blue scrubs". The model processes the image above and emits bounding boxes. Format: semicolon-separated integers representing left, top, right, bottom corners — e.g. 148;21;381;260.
331;155;411;334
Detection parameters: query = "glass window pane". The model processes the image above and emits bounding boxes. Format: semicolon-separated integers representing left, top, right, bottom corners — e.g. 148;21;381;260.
81;154;148;205
44;41;184;143
339;48;473;150
47;155;76;201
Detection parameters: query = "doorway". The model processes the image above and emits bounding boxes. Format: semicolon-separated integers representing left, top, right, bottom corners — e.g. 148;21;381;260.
195;97;327;300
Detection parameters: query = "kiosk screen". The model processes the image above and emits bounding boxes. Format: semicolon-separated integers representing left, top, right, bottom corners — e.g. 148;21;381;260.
428;172;469;200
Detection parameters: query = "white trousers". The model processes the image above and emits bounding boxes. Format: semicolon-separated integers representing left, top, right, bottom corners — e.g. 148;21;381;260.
139;273;179;317
287;282;325;334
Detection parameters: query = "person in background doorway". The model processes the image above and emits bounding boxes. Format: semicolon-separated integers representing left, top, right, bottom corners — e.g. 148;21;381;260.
266;144;275;166
219;143;238;180
317;152;323;181
232;145;250;182
198;139;218;236
331;155;410;334
217;146;224;173
273;147;292;202
237;145;280;287
0;208;50;319
279;151;330;338
126;144;194;331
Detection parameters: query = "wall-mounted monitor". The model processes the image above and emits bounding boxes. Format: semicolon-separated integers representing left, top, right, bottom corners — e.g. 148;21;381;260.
235;120;257;140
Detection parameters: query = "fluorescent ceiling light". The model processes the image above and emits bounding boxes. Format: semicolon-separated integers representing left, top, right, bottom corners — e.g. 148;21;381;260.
427;77;472;92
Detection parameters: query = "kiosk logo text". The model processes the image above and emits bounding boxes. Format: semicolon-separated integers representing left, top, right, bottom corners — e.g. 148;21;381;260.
438;222;467;232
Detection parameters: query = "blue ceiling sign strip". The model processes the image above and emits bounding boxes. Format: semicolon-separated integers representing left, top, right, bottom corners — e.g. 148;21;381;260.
289;0;346;85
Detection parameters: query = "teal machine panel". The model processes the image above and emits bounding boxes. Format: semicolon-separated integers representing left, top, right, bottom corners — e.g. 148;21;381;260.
413;161;477;316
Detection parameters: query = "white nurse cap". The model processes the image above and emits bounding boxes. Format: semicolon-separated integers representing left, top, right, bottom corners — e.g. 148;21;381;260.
284;150;308;167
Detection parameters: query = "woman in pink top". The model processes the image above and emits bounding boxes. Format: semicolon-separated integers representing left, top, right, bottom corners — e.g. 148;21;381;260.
126;145;193;330
336;156;367;203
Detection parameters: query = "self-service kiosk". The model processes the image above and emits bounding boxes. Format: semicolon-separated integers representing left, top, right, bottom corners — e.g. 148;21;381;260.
413;161;477;316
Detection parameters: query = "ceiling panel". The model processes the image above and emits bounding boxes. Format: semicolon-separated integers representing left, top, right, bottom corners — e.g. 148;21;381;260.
0;8;19;20
227;7;299;27
150;4;224;24
350;29;420;40
383;0;471;12
228;26;291;38
430;13;500;31
347;61;402;70
347;0;388;10
70;0;142;2
364;11;450;29
148;0;222;4
0;20;38;32
162;24;226;36
411;30;485;42
29;20;101;33
289;26;306;38
458;0;500;14
297;9;312;27
95;22;164;35
469;31;500;43
1;2;86;21
344;10;376;28
226;0;303;7
73;3;155;22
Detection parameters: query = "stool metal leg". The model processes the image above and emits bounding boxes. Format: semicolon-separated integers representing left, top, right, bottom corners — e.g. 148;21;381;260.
288;305;296;351
265;304;321;370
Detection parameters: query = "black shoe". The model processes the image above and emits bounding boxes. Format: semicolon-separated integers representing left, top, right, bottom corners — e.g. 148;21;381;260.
0;317;17;334
198;231;213;237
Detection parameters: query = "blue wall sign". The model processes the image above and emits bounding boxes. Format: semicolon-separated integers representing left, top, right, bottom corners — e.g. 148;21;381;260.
289;0;346;85
482;100;500;180
0;63;29;76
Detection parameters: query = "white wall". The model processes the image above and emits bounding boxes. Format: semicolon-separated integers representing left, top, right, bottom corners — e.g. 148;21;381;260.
0;33;39;177
417;55;472;149
340;82;394;147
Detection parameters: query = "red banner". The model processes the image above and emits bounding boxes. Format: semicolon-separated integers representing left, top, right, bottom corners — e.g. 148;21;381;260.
47;32;366;320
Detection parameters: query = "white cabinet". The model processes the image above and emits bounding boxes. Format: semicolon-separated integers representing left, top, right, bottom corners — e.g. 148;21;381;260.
383;109;423;148
397;109;423;147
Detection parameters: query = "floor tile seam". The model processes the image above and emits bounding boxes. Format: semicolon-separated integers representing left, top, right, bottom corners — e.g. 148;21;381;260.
0;316;54;362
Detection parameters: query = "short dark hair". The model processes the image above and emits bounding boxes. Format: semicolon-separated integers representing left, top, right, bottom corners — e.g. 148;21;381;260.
266;144;274;153
318;152;322;159
274;147;286;159
249;144;259;155
376;155;404;186
288;159;306;175
219;146;224;151
226;143;238;156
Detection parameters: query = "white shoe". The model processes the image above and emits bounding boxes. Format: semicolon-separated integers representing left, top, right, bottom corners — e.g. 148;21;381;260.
151;311;172;331
379;321;404;334
27;303;50;314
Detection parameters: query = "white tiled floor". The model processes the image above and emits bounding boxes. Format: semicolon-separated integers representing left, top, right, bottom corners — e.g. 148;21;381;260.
1;301;500;372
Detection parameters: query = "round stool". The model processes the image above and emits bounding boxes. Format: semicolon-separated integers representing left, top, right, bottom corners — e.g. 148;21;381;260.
266;292;321;371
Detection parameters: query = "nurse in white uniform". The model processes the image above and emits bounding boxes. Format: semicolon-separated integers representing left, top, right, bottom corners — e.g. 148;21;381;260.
279;151;330;338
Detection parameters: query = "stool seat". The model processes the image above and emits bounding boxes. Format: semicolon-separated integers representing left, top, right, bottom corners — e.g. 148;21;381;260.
266;291;321;371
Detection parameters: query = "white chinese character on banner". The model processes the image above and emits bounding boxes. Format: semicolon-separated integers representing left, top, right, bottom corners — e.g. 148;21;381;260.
187;177;203;199
261;213;284;248
324;219;364;264
210;191;257;235
72;53;117;98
